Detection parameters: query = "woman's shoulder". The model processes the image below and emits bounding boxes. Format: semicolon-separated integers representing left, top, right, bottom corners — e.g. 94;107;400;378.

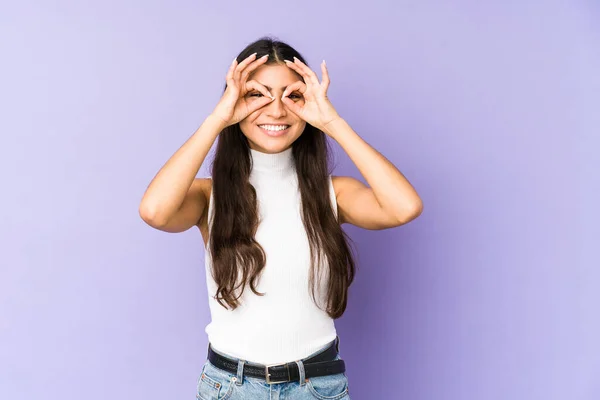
194;177;213;242
330;175;350;198
198;176;213;200
193;177;213;216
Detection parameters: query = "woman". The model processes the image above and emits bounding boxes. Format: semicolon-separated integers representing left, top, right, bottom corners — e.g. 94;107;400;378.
139;37;423;399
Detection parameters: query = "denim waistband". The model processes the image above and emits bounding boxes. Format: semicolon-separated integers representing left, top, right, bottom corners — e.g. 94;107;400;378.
208;335;340;366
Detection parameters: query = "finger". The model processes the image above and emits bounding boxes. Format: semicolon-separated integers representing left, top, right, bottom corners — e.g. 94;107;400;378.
281;81;306;100
247;96;275;114
240;54;269;84
292;56;320;85
245;80;274;99
233;52;258;82
224;57;241;89
245;80;273;98
320;61;330;91
283;59;310;82
225;57;237;81
281;96;303;117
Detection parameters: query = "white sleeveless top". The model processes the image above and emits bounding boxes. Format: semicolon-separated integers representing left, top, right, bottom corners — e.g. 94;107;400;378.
203;146;339;365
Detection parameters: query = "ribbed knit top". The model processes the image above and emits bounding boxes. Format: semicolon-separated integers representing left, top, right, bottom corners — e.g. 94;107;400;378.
202;146;339;365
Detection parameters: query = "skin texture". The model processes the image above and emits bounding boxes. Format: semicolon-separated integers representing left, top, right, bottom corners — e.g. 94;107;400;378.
139;52;424;237
235;57;423;229
239;64;307;154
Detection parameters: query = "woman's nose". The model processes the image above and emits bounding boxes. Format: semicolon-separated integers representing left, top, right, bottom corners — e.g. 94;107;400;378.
266;95;287;117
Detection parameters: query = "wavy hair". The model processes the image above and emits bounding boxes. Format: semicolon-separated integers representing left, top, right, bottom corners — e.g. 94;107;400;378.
208;36;357;319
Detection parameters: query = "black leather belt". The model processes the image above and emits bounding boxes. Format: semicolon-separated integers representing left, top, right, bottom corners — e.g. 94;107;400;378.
206;336;346;384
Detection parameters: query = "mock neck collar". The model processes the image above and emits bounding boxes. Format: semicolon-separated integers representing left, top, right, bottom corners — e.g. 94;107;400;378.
250;146;295;173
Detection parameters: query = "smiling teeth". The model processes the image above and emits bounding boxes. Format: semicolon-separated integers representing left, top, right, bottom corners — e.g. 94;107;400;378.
259;125;289;131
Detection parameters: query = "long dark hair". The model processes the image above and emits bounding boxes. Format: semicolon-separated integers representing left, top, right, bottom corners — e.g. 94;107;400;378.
208;36;357;319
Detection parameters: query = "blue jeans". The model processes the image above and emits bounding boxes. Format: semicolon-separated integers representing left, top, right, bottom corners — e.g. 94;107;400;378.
196;338;351;399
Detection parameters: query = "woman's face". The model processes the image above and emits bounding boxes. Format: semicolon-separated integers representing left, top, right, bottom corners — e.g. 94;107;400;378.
239;63;306;154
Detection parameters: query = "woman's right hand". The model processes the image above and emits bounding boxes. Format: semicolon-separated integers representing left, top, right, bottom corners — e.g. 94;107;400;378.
210;53;275;127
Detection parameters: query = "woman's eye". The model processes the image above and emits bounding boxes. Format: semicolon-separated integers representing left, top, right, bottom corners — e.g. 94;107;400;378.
248;92;302;99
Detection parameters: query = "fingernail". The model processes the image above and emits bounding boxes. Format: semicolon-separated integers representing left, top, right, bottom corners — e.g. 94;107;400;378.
323;59;326;65
284;59;292;63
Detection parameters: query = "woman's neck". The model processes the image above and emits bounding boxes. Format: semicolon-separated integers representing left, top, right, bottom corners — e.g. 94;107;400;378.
249;146;295;173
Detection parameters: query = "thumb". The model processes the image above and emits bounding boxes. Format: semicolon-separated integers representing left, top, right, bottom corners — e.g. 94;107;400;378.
247;96;274;114
281;97;303;117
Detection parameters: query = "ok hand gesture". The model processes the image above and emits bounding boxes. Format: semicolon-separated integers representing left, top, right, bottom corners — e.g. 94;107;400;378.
281;57;341;133
211;53;275;127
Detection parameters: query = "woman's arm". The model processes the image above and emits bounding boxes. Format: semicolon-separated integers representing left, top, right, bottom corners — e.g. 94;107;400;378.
325;118;423;229
139;53;275;231
280;57;422;229
138;114;225;228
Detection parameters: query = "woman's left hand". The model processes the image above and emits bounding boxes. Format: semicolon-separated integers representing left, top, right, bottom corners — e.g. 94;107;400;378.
281;57;341;133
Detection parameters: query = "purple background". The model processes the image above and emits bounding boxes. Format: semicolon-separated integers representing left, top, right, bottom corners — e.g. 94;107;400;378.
1;1;599;399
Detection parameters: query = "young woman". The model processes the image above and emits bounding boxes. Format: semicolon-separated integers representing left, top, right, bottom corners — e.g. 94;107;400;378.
139;37;423;400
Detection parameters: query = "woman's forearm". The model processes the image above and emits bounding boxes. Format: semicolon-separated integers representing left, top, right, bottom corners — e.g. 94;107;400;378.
139;114;226;225
324;118;423;219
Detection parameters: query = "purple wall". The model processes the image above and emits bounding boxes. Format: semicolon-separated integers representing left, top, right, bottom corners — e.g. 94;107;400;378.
1;1;598;399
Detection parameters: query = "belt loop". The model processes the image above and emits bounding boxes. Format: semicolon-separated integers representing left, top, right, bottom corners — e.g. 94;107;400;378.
294;359;306;386
235;359;245;386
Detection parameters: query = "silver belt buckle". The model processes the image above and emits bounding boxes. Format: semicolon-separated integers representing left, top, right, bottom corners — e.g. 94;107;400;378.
265;362;290;384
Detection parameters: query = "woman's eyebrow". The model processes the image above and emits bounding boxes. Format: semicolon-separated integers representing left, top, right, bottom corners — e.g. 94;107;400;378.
258;83;288;91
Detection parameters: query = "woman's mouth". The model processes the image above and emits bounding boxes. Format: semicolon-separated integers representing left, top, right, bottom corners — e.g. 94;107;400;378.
258;124;291;137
